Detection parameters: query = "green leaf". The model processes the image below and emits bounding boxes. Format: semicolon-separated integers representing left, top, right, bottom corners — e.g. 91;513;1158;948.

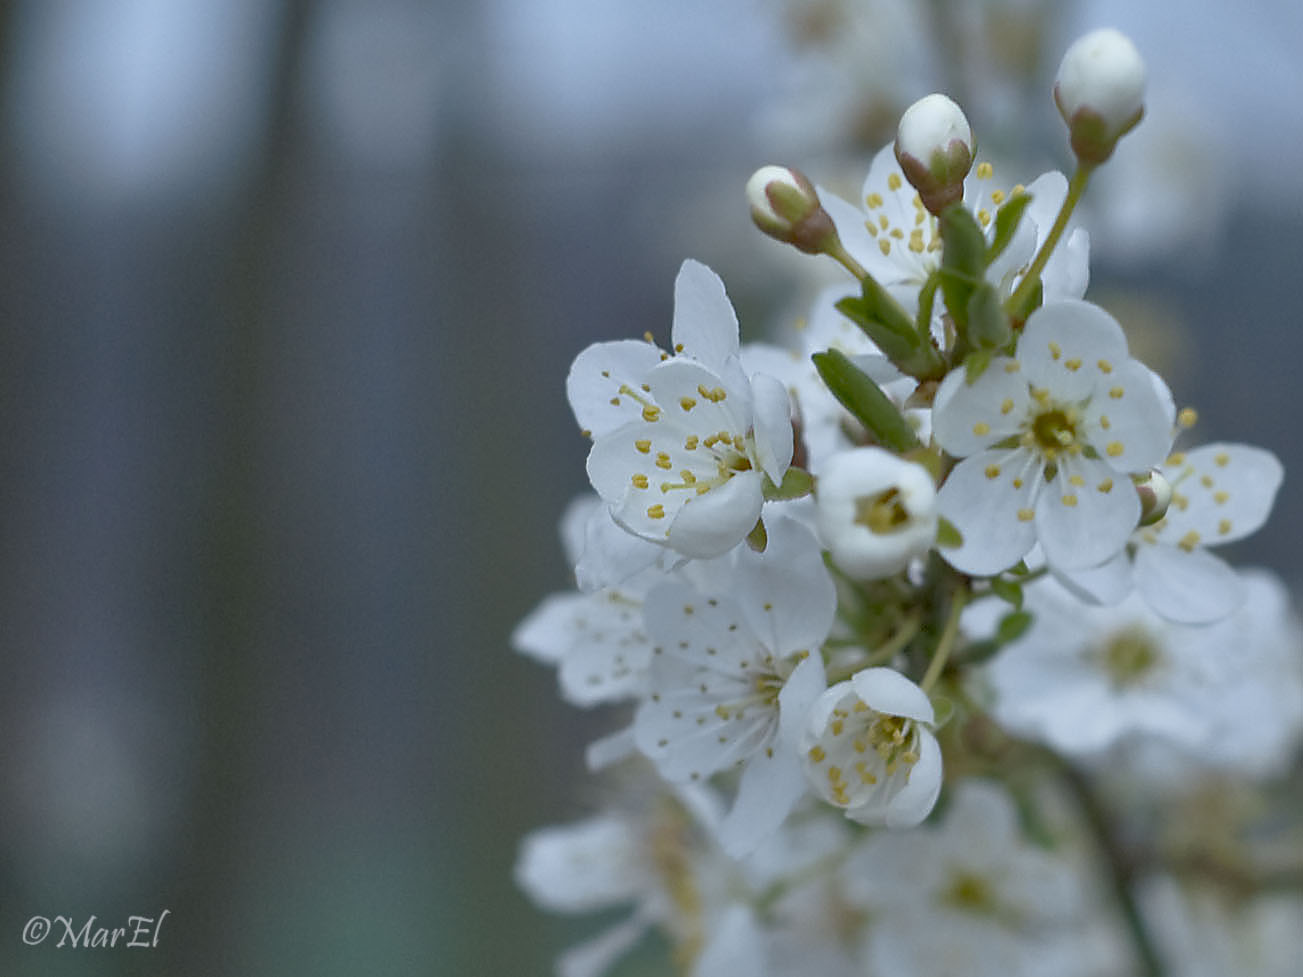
989;577;1024;609
836;278;944;381
987;192;1034;265
763;467;814;501
966;281;1011;350
746;518;768;552
996;610;1033;644
939;204;987;328
935;516;963;549
812;350;920;453
960;638;1003;665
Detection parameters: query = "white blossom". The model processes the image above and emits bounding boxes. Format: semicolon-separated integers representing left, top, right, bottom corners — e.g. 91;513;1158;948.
634;517;834;855
977;575;1276;760
801;667;941;828
814;446;937;579
845;779;1099;977
568;259;794;560
933;299;1174;575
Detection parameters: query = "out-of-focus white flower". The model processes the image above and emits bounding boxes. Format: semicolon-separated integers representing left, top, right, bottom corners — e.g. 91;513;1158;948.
933;299;1174;575
633;517;833;856
845;779;1098;977
1054;28;1146;164
894;93;975;214
568;260;794;560
801;667;941;827
979;571;1303;769
814;446;936;579
1142;875;1303;977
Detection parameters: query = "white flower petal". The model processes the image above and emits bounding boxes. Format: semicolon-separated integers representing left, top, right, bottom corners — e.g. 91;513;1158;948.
851;667;935;724
1081;361;1175;471
1157;442;1283;545
1052;549;1133;606
880;729;942;827
735;516;836;656
572;504;671;593
1036;455;1138;570
666;471;765;559
749;371;794;486
936;449;1040;576
644;357;751;436
585;726;638;771
567;339;666;438
692;905;767;977
1044;226;1090;302
669;259;739;374
931;359;1029;457
1133;543;1244;623
514;815;644;913
719;742;807;858
1019;300;1129;400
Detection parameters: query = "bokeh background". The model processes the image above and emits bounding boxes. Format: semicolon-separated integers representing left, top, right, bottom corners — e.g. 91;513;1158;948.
0;1;1300;975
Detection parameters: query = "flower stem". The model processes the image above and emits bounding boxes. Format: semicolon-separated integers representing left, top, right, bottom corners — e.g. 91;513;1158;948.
1004;162;1094;316
825;238;871;282
1059;761;1166;977
920;585;967;692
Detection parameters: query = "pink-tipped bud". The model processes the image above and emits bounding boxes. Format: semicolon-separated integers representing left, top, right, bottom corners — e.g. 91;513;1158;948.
893;94;975;215
1134;469;1172;527
1054;28;1146;165
746;165;838;254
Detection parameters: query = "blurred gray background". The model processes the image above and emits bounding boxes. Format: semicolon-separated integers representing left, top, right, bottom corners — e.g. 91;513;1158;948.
0;1;1299;975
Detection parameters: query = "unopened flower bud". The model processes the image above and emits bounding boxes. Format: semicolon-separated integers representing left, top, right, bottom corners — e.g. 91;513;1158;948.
893;94;975;215
1133;469;1172;526
746;165;838;254
1054;28;1145;164
815;448;937;579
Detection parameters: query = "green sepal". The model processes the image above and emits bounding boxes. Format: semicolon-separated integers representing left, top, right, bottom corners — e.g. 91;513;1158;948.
930;693;956;730
935;515;964;549
989;577;1024;610
746;517;768;552
916;272;939;341
967;281;1012;350
963;348;992;384
987;192;1034;266
996;609;1033;644
938;204;987;329
811;349;920;453
763;467;814;501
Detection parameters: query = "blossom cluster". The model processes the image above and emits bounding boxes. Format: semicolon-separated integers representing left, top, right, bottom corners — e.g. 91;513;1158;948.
513;27;1303;977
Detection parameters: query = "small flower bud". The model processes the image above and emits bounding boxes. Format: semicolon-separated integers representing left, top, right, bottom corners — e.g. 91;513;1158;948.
1054;28;1146;164
746;165;838;254
815;447;937;579
1133;469;1172;526
893;94;975;215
